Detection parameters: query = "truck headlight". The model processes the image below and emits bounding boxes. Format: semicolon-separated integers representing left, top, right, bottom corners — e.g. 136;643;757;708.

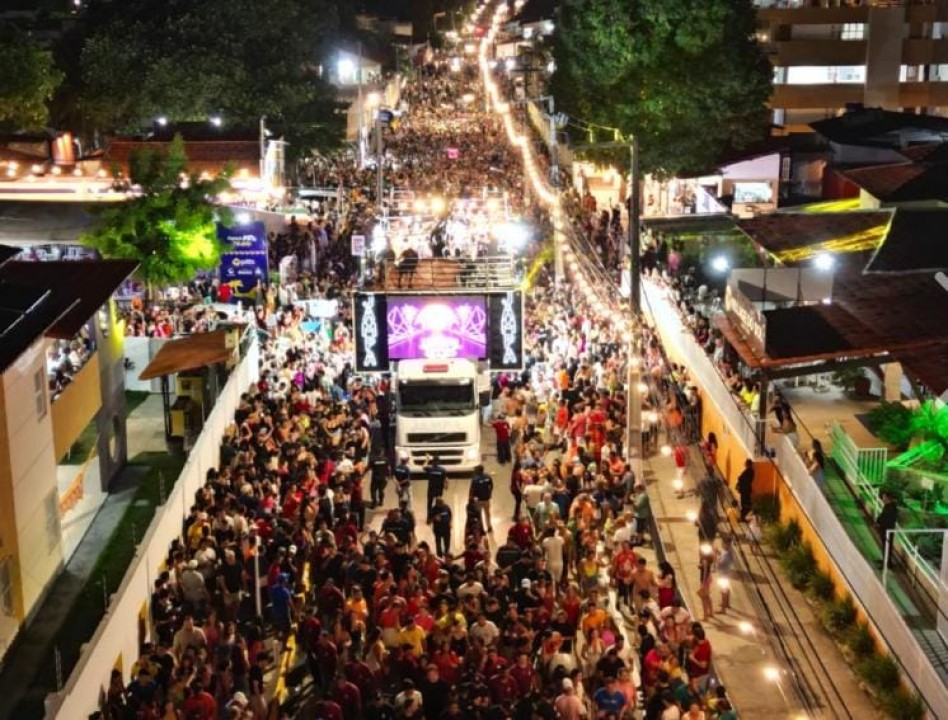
465;447;479;461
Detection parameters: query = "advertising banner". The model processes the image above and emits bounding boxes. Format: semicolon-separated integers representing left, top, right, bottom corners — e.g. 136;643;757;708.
353;292;389;372
488;291;524;370
218;221;269;302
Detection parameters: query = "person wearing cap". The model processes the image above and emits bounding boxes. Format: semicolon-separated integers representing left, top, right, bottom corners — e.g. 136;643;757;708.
554;677;586;720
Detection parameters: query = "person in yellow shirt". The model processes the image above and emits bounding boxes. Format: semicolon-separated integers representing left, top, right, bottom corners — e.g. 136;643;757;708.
399;615;427;657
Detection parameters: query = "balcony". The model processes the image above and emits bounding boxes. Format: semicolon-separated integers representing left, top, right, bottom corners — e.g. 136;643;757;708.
771;82;865;108
369;254;519;292
767;39;868;65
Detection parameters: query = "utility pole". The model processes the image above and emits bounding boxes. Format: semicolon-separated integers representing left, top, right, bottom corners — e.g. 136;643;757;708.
258;116;267;185
376;114;384;206
357;42;364;166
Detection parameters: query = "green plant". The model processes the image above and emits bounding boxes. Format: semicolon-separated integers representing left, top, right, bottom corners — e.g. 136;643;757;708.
754;494;780;523
881;687;925;720
844;621;876;659
866;402;915;450
808;569;835;601
821;595;857;633
832;367;868;395
856;652;900;692
765;518;802;552
781;542;817;590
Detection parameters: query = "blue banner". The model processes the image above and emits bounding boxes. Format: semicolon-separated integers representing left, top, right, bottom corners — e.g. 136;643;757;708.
217;221;269;302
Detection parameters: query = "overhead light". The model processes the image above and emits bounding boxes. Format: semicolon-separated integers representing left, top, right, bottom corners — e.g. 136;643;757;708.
814;252;835;271
210;116;223;127
711;255;730;273
156;116;168;126
763;667;781;683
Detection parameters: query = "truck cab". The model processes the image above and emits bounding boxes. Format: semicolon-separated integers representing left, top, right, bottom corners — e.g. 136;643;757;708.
394;358;481;473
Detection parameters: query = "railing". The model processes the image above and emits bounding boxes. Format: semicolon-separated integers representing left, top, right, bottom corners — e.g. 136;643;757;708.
770;429;948;713
373;255;518;292
642;280;765;457
830;421;887;516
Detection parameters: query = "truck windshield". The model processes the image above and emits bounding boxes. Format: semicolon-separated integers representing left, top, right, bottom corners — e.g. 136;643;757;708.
399;380;474;415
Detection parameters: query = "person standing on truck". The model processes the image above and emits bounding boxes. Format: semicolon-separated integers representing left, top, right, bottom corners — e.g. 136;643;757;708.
425;455;447;524
394;454;412;506
492;413;512;464
470;465;494;533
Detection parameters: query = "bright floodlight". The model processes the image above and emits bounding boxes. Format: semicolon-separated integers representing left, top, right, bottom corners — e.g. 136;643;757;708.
156;116;168;126
496;222;529;250
504;57;516;71
711;255;730;273
337;57;356;83
236;212;251;225
763;667;781;683
210;116;223;127
814;253;835;271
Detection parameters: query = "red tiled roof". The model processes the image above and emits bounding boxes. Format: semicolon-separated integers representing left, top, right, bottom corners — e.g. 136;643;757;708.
103;140;260;176
734;211;890;256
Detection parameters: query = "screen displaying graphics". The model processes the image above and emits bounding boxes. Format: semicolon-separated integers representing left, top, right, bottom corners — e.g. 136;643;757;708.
386;295;487;360
488;291;524;370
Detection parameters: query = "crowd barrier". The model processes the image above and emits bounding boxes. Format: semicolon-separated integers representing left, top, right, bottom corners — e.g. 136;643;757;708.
43;336;260;720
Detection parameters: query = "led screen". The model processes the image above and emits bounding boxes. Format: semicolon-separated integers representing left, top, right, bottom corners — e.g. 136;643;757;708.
386;295;487;360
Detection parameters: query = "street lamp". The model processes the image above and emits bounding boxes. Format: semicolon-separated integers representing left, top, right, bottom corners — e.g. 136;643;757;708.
209;116;223;128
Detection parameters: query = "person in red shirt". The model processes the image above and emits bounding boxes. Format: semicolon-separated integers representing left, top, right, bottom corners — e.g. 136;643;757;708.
612;541;638;609
180;680;217;720
643;643;670;690
311;699;343;720
492;414;512;464
509;651;538;695
687;624;712;684
488;665;519;705
507;516;533;550
331;675;362;720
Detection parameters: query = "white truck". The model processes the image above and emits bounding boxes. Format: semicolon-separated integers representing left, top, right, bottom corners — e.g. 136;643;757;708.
394;358;484;472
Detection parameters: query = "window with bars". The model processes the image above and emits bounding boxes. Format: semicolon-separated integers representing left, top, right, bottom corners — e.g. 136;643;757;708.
34;369;47;420
841;23;866;40
0;557;12;617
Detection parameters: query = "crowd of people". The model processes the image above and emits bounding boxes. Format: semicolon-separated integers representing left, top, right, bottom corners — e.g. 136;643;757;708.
96;33;746;720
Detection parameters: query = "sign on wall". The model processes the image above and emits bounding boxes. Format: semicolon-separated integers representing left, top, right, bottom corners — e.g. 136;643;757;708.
218;221;269;302
488;290;524;370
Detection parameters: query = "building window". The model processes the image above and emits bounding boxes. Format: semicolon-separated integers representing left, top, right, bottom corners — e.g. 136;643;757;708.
33;369;47;420
784;65;866;85
900;65;924;82
45;491;59;553
0;557;12;617
840;23;865;41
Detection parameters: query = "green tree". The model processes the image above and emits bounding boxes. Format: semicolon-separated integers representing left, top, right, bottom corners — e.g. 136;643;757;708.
82;135;230;299
63;0;345;157
0;34;63;130
550;0;772;177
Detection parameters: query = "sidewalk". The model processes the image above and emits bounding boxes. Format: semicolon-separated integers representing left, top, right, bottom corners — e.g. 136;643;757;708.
643;447;879;718
0;394;168;720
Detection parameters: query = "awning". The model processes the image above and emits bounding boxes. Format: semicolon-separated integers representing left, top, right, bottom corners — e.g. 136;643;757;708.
138;329;236;380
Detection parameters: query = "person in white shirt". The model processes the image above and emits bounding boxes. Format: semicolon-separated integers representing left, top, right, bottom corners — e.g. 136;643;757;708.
468;613;500;647
542;527;566;586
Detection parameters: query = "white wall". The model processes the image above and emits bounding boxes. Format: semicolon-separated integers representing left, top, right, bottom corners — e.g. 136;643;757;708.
44;337;259;720
3;339;62;615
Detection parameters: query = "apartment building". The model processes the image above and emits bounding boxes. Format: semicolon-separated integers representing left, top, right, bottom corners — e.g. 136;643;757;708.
0;250;136;660
757;0;948;131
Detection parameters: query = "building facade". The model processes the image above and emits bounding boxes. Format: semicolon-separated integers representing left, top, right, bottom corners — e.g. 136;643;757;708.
0;255;136;662
757;0;948;131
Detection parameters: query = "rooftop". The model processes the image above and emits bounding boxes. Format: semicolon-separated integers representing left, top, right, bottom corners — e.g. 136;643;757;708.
810;108;948;149
0;245;137;374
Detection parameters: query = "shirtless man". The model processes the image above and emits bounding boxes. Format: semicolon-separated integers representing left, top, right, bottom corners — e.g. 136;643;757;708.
630;557;658;613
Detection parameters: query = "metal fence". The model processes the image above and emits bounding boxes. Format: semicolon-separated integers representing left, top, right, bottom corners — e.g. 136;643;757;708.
374;255;517;292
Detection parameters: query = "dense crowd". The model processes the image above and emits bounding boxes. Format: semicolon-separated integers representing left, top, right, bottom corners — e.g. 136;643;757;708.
98;37;744;720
